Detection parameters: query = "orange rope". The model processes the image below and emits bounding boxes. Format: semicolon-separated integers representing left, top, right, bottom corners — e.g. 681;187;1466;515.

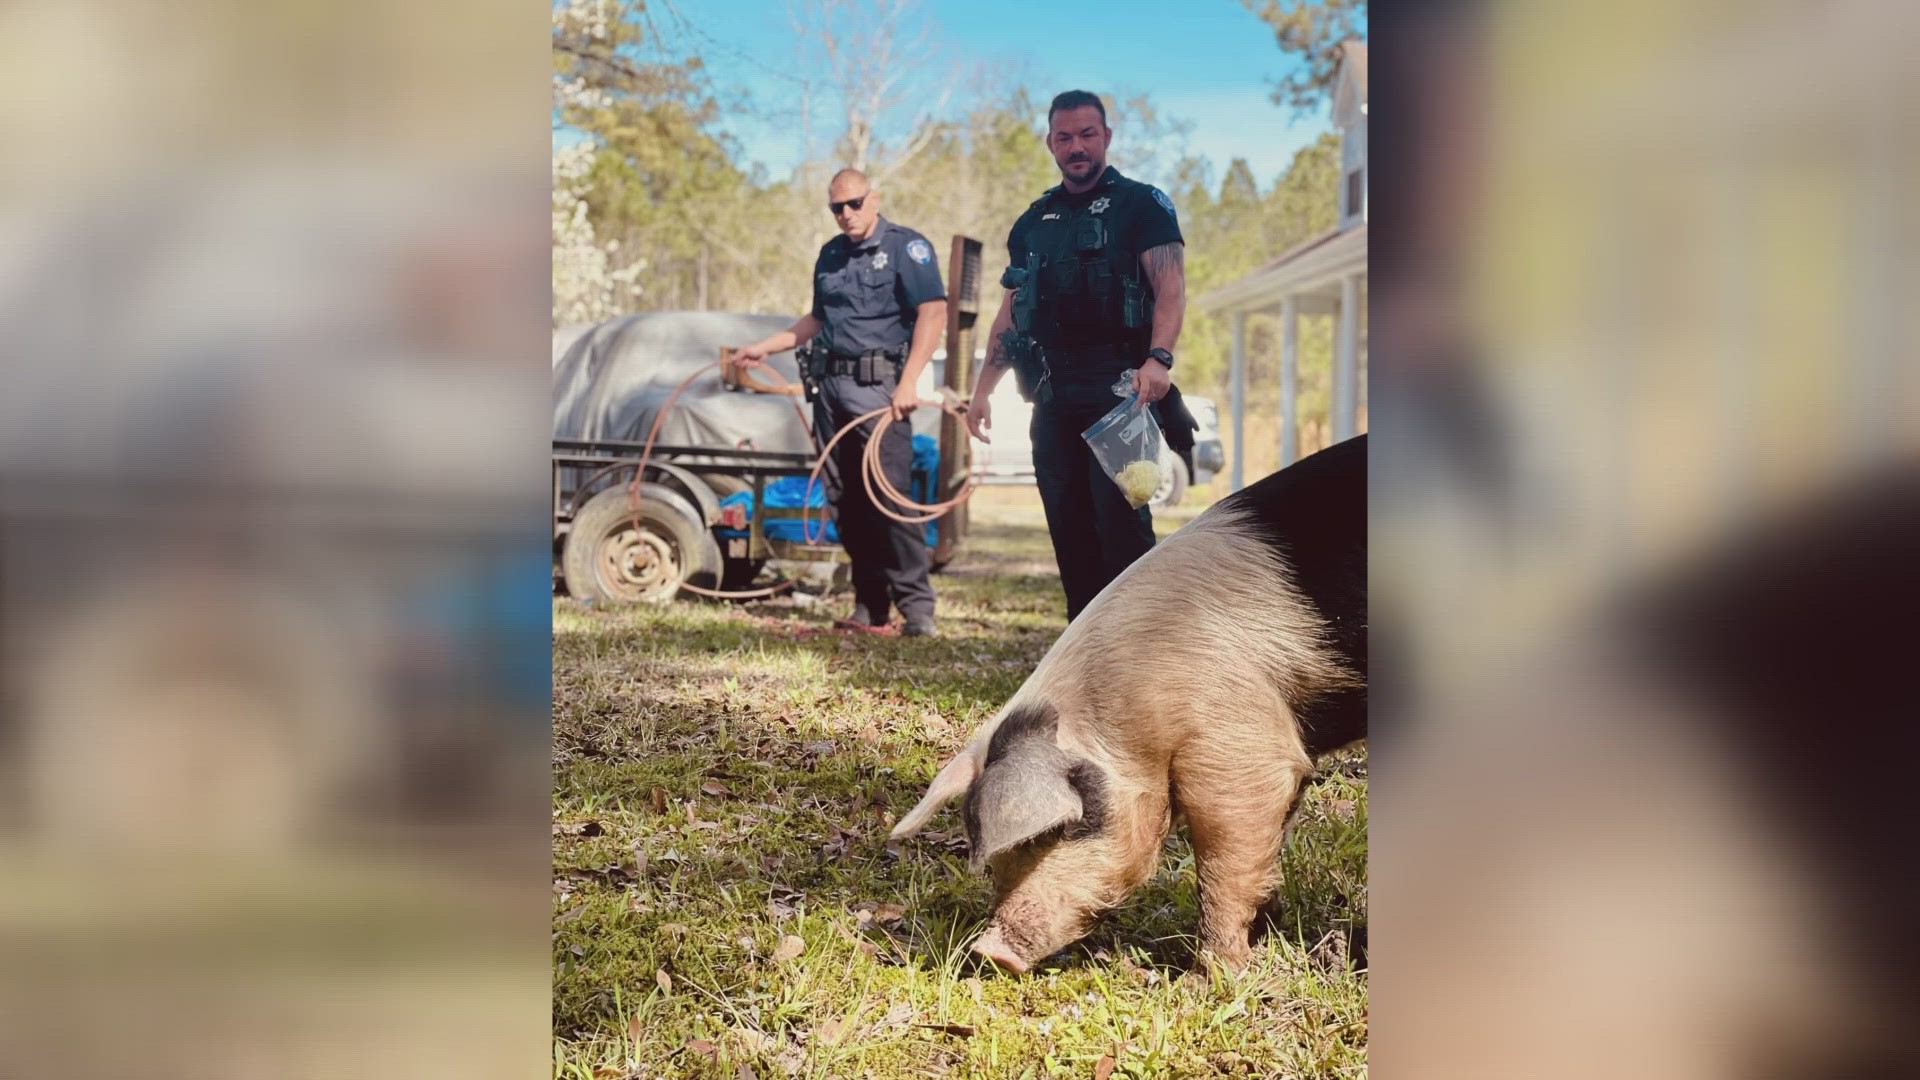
795;404;976;546
622;355;973;602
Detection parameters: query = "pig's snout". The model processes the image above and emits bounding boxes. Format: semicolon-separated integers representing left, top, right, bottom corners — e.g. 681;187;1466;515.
970;926;1031;974
969;882;1104;975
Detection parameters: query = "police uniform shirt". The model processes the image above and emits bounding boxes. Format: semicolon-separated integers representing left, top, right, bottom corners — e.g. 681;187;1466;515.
811;218;947;357
1003;167;1181;406
1006;164;1182;338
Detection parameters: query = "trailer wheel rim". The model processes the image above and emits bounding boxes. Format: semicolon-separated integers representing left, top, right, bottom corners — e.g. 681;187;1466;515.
597;518;682;601
1151;449;1178;505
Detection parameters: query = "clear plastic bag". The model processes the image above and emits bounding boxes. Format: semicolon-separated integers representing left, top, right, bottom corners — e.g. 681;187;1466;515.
1081;370;1163;509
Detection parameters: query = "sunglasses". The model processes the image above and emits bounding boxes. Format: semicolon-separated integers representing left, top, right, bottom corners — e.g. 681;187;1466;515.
828;194;868;215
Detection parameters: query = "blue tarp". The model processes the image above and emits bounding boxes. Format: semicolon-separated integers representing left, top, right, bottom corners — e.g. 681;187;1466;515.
717;434;940;548
718;475;835;544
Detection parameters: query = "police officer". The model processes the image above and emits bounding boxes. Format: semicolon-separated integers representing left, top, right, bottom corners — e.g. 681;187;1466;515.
736;168;947;637
966;90;1194;621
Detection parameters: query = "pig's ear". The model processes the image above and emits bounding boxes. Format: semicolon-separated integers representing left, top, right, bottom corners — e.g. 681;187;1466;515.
889;746;982;840
963;739;1088;871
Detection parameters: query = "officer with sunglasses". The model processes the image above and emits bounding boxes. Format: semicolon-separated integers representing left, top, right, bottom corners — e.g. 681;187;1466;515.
736;168;947;637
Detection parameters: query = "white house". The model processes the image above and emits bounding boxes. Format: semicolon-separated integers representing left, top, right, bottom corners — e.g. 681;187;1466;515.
1197;39;1368;487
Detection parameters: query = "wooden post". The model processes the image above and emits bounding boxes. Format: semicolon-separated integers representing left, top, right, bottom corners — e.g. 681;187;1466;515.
935;235;984;567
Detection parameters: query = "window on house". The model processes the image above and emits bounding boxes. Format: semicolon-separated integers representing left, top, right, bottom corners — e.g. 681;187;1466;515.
1346;168;1365;219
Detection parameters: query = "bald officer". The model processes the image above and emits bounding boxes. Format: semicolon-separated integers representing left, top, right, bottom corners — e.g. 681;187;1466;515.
736;168;947;637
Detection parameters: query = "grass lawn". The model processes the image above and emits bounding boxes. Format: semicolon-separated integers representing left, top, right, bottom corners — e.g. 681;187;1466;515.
553;485;1368;1079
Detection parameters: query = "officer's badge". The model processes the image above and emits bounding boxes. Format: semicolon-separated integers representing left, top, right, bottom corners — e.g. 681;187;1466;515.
872;250;889;270
906;238;933;265
1090;196;1111;215
1152;187;1177;218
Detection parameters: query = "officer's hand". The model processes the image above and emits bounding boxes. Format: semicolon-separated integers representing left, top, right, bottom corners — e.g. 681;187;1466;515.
966;391;992;444
1134;358;1172;405
734;343;770;367
890;382;919;423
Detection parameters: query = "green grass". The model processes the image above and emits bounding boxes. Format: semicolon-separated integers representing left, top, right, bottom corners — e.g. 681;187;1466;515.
553;486;1367;1078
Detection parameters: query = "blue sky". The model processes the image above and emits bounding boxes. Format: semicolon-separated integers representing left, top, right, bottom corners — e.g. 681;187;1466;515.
641;0;1334;192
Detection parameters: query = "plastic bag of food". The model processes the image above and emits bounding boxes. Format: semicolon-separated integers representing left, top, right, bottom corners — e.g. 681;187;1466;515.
1081;370;1164;509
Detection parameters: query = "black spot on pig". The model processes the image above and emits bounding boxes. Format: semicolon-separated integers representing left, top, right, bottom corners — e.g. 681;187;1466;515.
962;788;985;858
1216;433;1368;756
964;702;1107;867
1061;761;1109;841
984;702;1059;765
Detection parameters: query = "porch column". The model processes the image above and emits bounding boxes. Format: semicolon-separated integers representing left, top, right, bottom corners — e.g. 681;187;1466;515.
1230;310;1247;491
1335;273;1360;442
1280;295;1300;467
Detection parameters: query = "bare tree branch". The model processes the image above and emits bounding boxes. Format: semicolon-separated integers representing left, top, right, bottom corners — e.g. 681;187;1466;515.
871;80;954;185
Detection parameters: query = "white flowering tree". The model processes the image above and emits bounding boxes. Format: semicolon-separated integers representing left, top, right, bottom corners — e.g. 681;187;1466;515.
551;0;638;324
553;0;749;318
552;141;642;326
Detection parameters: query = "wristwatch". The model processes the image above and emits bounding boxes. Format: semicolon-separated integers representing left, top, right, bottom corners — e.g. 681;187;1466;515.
1146;347;1174;371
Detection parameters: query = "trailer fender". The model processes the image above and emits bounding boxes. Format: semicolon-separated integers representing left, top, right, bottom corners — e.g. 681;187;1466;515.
563;459;722;527
641;460;722;527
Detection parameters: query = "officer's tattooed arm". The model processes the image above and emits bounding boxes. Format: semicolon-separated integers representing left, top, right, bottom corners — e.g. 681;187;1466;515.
966;288;1018;441
973;288;1019;392
1141;241;1186;361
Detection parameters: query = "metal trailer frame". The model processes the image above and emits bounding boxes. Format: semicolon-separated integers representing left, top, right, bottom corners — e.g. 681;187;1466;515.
552;233;986;598
552;438;846;569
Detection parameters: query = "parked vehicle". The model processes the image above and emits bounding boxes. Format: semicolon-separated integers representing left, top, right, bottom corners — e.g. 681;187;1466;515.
552;312;967;603
952;359;1225;508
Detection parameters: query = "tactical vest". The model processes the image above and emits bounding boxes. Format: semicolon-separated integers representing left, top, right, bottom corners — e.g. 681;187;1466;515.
1023;187;1153;353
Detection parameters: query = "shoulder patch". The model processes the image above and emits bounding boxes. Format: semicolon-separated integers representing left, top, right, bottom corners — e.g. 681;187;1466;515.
906;238;933;265
1151;187;1177;217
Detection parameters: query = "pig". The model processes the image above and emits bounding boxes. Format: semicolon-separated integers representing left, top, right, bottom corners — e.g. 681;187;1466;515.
891;434;1366;973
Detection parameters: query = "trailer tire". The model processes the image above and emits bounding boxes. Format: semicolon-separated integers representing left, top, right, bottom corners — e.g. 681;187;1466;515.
562;484;722;603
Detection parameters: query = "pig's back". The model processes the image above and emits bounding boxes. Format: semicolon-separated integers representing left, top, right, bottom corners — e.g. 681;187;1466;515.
1212;434;1367;755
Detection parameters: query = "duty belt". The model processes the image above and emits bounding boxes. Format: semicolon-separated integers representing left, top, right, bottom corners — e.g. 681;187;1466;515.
822;348;905;382
1036;342;1132;370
